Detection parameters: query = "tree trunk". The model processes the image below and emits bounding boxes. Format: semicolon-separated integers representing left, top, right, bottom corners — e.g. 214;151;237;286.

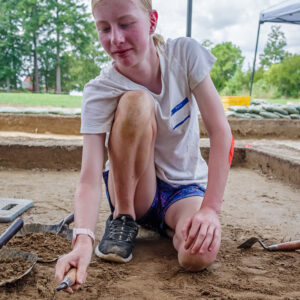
55;4;61;94
6;77;10;92
12;46;17;89
44;71;49;93
56;50;61;93
9;14;17;89
33;33;40;93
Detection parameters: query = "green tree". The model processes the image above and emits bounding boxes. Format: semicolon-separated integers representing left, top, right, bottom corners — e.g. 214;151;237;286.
259;25;287;70
221;68;251;96
266;54;300;97
62;32;110;91
0;0;109;93
19;0;49;92
45;0;95;93
0;0;24;90
201;39;213;50
38;39;57;92
210;42;244;91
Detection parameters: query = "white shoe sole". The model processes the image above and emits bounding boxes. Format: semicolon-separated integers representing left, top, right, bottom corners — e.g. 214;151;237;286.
94;245;132;263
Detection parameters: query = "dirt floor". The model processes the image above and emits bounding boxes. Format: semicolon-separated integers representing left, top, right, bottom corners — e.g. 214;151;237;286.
0;167;299;299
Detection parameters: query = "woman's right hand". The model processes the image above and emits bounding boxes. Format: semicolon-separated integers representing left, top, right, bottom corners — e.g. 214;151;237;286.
55;235;94;293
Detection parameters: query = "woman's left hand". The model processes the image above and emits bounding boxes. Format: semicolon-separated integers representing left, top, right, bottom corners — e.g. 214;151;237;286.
182;206;221;254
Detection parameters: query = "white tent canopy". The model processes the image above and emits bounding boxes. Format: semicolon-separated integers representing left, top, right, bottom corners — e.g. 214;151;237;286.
250;0;300;95
260;0;300;24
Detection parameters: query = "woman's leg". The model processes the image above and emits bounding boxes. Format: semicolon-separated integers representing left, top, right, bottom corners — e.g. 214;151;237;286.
107;90;157;220
164;197;221;271
95;90;157;263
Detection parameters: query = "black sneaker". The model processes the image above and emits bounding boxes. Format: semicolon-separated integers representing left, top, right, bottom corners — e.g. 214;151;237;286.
95;214;138;263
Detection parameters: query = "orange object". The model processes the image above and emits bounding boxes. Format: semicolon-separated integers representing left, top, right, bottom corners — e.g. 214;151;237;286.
56;268;77;291
228;136;234;166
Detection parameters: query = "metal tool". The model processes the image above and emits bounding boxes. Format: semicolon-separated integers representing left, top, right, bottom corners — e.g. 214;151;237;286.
238;237;300;251
17;213;74;237
0;218;24;247
0;218;38;286
55;213;74;235
56;268;77;291
16;213;74;262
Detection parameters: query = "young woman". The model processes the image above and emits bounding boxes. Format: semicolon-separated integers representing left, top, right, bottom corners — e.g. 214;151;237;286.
55;0;233;293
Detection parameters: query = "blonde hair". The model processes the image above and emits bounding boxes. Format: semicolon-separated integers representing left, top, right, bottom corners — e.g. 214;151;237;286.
91;0;165;47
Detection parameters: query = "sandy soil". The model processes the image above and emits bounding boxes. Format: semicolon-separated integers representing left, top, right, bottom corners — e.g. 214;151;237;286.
7;232;71;263
0;167;299;299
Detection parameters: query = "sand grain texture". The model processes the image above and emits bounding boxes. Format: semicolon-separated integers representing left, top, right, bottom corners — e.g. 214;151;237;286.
0;168;299;299
7;232;71;262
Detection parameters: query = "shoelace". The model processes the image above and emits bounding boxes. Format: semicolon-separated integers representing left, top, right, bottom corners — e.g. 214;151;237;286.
108;217;138;242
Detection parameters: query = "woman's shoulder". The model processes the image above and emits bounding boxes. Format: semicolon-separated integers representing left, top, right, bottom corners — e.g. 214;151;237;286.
163;37;209;60
84;63;113;87
83;62;123;97
164;37;202;50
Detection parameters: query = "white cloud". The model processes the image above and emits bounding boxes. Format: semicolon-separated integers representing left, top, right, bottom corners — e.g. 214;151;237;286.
152;0;300;68
87;0;300;69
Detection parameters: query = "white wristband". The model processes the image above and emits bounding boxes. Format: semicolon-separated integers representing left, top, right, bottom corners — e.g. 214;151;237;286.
72;228;95;247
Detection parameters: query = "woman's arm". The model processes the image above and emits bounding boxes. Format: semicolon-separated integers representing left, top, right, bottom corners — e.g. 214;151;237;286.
183;74;232;254
193;75;232;214
74;133;106;238
55;133;106;292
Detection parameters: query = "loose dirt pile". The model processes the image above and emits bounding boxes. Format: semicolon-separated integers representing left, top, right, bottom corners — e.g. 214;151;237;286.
0;168;299;299
7;232;71;262
0;257;33;283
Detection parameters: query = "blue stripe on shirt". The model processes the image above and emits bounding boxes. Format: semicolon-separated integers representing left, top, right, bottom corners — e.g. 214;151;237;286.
173;115;191;130
171;97;189;116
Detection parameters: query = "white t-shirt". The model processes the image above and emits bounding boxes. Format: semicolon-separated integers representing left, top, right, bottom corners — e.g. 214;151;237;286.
81;37;216;186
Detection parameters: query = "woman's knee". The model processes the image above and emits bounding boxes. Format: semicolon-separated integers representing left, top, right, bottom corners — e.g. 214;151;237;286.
115;90;155;126
176;238;220;272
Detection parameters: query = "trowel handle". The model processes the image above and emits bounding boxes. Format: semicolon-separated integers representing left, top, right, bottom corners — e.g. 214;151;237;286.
63;213;74;226
268;240;300;251
56;268;77;291
0;218;24;249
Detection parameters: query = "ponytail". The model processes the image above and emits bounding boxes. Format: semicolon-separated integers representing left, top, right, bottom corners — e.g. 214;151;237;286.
153;33;165;48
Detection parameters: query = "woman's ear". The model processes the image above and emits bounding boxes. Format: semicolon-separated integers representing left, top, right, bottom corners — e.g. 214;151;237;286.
149;10;158;34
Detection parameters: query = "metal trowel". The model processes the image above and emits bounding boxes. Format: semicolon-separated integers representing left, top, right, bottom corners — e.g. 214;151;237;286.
238;237;300;251
15;213;74;262
0;218;38;286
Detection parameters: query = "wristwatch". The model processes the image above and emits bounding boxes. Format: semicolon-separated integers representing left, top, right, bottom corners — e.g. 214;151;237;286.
72;228;95;248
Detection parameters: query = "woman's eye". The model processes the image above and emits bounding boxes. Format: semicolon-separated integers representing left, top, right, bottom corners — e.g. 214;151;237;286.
120;23;129;29
120;22;135;29
99;27;110;33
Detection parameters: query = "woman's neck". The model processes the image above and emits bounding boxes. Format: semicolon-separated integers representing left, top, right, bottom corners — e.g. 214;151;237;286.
116;42;162;94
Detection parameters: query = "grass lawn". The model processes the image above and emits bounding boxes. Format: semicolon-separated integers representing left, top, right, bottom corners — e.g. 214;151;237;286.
0;92;299;108
0;92;82;108
266;98;300;105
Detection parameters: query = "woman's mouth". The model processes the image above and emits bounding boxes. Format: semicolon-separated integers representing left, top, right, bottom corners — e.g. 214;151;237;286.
113;49;132;57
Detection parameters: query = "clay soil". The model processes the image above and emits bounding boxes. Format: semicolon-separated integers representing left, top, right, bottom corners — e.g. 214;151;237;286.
0;257;33;283
7;232;71;262
0;168;299;299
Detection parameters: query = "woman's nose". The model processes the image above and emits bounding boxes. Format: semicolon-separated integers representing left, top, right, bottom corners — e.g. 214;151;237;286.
111;27;125;45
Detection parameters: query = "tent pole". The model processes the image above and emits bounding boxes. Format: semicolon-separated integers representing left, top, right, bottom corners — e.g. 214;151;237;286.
186;0;193;37
250;21;262;96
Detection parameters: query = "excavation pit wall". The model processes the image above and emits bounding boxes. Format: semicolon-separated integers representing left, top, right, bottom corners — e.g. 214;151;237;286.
0;113;299;186
0;136;299;187
0;113;300;139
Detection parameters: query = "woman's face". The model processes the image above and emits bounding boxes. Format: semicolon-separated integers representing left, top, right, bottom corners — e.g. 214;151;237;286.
94;0;153;70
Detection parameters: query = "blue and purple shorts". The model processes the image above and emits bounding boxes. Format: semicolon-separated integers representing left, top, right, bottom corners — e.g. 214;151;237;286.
102;171;206;236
